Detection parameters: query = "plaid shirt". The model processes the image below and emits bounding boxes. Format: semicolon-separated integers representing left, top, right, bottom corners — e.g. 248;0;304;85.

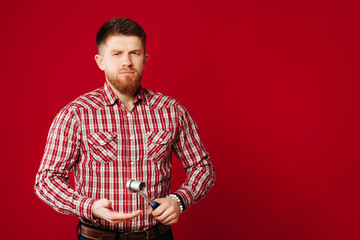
34;82;215;232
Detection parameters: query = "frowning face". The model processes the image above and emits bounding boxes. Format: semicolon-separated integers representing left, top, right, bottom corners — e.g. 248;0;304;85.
95;35;149;96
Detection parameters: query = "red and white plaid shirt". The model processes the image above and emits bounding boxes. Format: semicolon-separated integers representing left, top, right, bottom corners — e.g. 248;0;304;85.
34;82;215;232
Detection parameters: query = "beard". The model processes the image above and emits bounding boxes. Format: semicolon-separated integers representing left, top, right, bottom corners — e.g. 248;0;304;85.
106;68;142;96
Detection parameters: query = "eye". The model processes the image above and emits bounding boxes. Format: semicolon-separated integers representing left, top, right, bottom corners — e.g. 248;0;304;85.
113;53;120;56
131;52;139;55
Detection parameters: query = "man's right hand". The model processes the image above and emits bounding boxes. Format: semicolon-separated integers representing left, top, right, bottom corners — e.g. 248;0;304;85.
92;199;142;224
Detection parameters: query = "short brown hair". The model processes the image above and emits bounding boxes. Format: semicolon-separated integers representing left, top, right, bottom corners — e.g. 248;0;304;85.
96;18;147;53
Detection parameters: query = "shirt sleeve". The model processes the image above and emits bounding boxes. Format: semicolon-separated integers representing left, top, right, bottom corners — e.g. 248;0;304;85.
34;106;97;224
171;103;216;209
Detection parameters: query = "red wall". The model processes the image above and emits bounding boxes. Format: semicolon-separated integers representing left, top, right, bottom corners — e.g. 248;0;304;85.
1;0;359;239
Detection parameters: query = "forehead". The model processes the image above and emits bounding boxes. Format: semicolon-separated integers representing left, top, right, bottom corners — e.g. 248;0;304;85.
104;35;144;51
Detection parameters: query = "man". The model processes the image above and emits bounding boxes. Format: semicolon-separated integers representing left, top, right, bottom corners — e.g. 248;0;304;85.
35;18;215;240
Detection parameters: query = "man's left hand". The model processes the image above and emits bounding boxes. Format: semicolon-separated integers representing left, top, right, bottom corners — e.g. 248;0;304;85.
147;197;180;225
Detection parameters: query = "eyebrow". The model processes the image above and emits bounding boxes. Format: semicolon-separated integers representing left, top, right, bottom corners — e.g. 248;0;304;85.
111;49;143;53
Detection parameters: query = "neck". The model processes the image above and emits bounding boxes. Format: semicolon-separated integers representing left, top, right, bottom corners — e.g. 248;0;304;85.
107;81;137;111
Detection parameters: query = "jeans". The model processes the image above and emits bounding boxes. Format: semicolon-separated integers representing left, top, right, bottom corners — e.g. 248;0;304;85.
78;227;173;240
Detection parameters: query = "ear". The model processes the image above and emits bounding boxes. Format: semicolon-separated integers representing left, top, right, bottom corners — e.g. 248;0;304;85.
144;53;150;66
95;54;105;71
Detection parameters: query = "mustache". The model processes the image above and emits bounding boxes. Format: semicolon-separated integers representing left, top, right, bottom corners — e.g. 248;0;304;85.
119;68;136;72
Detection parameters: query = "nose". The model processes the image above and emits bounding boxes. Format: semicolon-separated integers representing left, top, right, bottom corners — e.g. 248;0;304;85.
121;53;133;67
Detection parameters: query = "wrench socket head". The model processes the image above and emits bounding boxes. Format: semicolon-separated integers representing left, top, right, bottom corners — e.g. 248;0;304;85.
126;180;146;193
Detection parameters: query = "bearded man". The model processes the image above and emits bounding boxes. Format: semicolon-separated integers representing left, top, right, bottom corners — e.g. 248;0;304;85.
35;18;215;240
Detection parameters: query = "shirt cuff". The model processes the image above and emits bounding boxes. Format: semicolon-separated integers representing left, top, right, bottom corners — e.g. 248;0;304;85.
173;189;193;210
75;196;98;224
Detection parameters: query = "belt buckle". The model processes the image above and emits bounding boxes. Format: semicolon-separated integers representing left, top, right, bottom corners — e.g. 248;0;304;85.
124;232;130;240
134;230;150;240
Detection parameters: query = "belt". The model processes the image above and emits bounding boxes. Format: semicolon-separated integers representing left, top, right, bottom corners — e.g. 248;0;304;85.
79;222;171;240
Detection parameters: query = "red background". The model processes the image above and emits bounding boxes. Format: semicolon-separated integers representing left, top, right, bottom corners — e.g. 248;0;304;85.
1;0;360;239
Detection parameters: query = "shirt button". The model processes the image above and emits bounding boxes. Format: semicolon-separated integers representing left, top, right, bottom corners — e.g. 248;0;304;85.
127;113;131;118
130;161;135;165
130;136;134;140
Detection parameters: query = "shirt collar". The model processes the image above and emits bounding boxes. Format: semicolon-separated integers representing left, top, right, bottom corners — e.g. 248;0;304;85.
134;87;148;106
102;81;148;106
102;81;118;106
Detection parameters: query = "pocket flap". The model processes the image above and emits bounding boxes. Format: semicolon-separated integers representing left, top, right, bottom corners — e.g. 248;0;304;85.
88;132;117;146
147;131;172;145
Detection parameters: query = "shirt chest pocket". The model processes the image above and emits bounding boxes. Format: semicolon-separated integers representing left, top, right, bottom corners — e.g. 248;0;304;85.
147;131;172;163
87;132;118;164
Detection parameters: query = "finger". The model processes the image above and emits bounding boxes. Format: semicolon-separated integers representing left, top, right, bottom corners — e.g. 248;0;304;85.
152;204;167;217
108;212;142;224
106;210;142;223
96;198;113;208
162;218;178;225
159;210;179;225
121;210;142;219
147;205;153;215
120;210;142;220
159;213;174;224
156;208;173;222
102;199;113;209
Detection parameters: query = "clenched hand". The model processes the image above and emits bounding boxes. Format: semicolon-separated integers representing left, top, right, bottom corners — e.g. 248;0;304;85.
147;197;180;225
